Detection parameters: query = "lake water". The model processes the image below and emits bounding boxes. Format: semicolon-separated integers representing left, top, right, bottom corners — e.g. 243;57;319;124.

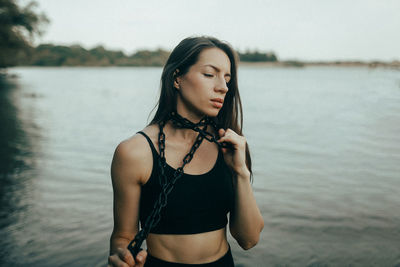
1;66;399;266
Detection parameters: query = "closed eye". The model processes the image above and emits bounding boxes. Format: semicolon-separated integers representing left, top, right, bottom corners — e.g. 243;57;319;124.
204;73;230;86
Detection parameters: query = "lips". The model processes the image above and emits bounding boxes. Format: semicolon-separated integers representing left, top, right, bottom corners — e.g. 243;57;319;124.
211;98;223;103
211;98;224;108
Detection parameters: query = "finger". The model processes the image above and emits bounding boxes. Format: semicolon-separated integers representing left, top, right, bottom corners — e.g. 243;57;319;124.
135;250;148;267
218;129;231;142
108;254;117;265
117;248;135;266
220;136;246;152
108;254;129;267
218;128;226;138
225;128;240;137
218;133;236;145
218;129;243;142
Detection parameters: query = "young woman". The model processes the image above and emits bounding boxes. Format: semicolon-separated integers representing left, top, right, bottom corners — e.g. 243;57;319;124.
108;36;264;267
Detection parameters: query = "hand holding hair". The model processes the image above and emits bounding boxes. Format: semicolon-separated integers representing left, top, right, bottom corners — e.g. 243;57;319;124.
218;128;249;176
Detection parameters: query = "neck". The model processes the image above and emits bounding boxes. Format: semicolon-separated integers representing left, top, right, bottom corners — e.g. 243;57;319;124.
164;111;210;141
176;112;203;124
166;121;201;141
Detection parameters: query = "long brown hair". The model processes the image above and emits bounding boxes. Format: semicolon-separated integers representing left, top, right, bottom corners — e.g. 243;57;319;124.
149;36;252;179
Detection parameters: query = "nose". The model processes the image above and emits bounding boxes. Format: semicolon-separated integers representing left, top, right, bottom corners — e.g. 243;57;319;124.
215;76;229;94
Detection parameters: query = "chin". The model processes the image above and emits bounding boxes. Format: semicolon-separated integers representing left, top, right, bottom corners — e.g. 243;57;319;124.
205;108;220;118
187;105;220;119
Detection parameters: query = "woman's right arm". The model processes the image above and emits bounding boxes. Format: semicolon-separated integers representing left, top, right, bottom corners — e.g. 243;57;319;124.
108;136;150;267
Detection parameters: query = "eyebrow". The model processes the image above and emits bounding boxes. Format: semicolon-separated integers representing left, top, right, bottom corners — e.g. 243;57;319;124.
202;64;231;77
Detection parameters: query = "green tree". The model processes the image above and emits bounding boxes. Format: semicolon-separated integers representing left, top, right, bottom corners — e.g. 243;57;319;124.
18;45;171;67
0;0;49;68
239;50;278;62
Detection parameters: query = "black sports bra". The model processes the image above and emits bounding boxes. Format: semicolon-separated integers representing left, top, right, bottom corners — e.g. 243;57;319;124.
137;131;235;235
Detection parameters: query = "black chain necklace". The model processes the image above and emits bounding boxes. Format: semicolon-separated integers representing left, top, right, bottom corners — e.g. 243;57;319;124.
127;111;223;257
169;111;228;148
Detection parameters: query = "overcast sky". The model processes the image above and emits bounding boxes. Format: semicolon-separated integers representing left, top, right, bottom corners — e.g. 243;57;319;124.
30;0;400;61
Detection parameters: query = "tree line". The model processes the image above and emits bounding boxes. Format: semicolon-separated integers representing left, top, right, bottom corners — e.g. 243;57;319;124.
17;44;172;66
15;44;278;67
1;0;277;68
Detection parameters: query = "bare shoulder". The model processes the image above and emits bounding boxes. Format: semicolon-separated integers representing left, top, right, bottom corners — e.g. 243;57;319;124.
111;125;158;185
141;124;159;143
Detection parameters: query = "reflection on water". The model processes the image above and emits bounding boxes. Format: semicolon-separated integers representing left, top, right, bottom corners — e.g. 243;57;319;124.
0;67;400;266
0;74;39;264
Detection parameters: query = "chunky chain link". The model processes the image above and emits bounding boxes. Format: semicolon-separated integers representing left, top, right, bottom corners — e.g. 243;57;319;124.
170;111;228;148
127;112;222;257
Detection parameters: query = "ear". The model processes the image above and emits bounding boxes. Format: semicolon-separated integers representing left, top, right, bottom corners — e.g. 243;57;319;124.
173;69;180;89
173;79;180;89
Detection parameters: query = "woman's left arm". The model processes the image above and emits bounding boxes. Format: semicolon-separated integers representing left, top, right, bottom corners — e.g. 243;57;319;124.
218;129;264;250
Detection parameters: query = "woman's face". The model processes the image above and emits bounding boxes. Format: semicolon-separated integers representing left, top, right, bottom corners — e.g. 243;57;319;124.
175;47;231;120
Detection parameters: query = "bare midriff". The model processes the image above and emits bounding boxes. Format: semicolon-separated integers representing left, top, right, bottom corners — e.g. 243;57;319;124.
146;228;229;264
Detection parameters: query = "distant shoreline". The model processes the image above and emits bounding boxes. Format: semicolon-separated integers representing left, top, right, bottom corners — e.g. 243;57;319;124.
8;44;399;70
4;61;400;70
239;60;400;69
8;61;400;68
9;61;400;70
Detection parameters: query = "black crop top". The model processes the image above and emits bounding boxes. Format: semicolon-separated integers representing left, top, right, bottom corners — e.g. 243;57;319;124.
137;131;235;235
